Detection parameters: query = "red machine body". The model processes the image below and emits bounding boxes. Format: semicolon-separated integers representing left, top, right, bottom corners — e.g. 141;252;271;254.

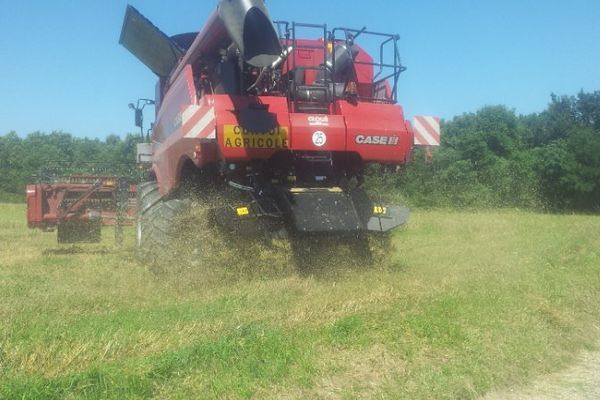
121;0;413;241
149;39;413;195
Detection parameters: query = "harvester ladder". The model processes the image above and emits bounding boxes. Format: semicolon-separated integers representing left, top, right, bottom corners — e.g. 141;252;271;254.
280;22;333;114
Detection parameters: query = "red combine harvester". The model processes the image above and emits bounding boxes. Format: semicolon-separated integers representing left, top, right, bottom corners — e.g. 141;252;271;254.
120;0;429;264
26;170;136;243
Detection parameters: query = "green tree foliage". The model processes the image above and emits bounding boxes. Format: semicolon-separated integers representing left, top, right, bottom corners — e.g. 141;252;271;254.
0;131;139;201
531;92;600;209
382;90;600;211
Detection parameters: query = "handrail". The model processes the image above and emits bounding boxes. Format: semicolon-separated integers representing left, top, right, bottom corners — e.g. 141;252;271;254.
273;21;406;105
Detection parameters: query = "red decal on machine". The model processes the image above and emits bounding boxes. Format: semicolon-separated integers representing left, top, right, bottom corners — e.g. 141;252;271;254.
182;105;216;139
355;135;399;146
308;116;329;127
312;131;327;147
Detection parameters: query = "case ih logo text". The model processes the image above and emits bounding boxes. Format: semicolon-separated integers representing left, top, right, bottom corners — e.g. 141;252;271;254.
355;135;399;146
308;116;330;127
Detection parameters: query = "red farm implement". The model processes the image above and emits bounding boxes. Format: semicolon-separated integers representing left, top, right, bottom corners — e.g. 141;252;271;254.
26;164;137;243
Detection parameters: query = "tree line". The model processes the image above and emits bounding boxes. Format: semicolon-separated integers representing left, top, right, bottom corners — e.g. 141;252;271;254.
1;90;599;211
0;133;140;202
378;90;600;211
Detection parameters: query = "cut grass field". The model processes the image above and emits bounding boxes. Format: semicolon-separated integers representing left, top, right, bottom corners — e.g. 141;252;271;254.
0;203;599;399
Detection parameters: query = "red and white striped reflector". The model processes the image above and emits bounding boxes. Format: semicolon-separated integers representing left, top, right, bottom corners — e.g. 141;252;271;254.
413;116;441;146
182;105;216;140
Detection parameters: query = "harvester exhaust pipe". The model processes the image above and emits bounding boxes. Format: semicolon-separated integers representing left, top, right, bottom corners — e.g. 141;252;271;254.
218;0;282;68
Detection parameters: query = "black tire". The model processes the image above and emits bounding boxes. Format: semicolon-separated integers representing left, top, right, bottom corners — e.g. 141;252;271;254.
136;181;191;265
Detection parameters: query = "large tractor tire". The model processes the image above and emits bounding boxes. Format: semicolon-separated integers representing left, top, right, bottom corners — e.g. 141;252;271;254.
136;181;191;265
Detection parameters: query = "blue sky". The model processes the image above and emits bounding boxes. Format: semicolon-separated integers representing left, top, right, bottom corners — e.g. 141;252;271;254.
0;0;599;139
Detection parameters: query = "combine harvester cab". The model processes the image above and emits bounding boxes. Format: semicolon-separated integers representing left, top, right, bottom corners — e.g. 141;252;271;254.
121;0;429;265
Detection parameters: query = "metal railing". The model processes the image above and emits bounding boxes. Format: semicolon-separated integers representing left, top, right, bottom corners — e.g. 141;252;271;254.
275;21;332;113
274;21;406;106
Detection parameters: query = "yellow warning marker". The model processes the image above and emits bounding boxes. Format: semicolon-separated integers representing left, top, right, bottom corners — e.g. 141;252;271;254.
373;206;387;215
236;207;250;217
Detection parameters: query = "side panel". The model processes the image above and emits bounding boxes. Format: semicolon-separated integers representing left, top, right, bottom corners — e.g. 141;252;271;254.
340;101;412;164
288;114;346;152
152;66;219;195
153;64;196;143
215;96;291;161
215;96;410;164
215;97;347;160
26;185;43;228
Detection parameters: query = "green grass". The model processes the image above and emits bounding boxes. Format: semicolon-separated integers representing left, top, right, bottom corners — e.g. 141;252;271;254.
0;192;23;204
1;203;599;399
